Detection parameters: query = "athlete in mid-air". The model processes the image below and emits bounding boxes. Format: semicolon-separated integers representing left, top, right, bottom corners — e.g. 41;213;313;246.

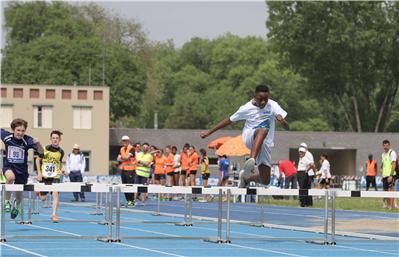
201;85;290;188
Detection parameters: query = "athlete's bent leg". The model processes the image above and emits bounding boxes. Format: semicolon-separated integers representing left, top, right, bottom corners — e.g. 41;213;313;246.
244;164;271;185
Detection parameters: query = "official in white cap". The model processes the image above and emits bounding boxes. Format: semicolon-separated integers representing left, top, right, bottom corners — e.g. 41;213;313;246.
297;147;314;207
117;135;137;207
66;143;86;201
300;142;316;206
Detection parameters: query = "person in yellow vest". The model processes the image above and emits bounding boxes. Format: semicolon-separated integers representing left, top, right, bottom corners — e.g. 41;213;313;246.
117;135;137;207
36;130;66;222
365;154;378;191
135;142;153;206
380;140;397;210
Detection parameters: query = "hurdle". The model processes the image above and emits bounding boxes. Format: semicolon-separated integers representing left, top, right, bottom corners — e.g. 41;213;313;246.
330;190;399;244
224;187;332;244
0;183;113;242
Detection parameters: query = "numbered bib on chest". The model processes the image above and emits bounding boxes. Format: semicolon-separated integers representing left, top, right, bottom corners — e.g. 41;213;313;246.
44;163;57;177
8;146;25;163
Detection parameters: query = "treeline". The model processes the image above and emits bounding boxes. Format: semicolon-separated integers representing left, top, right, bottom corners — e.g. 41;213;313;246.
2;1;397;132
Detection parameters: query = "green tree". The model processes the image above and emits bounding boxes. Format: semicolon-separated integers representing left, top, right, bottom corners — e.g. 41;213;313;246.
266;1;398;132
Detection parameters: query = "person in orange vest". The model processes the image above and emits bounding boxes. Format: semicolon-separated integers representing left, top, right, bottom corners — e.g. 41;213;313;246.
366;154;378;191
116;135;137;207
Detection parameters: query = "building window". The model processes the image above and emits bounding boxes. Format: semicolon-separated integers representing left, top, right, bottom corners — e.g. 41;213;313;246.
81;151;91;172
72;106;92;129
207;157;219;165
1;88;6;98
33;152;40;174
33;106;52;128
13;88;23;98
78;90;87;100
94;91;103;100
46;89;55;99
30;89;39;98
0;150;5;169
62;90;71;99
1;105;13;128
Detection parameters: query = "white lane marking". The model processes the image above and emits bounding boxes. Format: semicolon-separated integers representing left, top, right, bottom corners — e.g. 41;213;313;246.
334;245;399;256
1;243;48;257
116;242;186;257
26;224;81;236
229;244;309;257
119;225;180;237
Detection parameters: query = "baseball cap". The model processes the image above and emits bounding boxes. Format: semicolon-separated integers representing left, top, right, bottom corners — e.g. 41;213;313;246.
121;135;130;141
277;160;282;166
368;154;373;158
299;147;306;152
73;144;80;149
300;142;307;148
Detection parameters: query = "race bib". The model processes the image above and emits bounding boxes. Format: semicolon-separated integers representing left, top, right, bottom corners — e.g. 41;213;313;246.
8;146;25;163
43;163;57;178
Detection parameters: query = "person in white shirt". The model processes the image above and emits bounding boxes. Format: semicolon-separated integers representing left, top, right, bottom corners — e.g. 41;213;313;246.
66;144;86;202
297;147;314;207
172;146;181;200
300;142;316;206
318;152;331;200
200;85;290;188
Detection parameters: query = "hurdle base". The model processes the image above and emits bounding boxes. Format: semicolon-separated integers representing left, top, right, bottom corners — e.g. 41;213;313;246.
41;206;52;209
90;212;103;216
306;240;329;245
0;238;6;242
98;221;114;225
250;223;265;227
150;213;162;216
30;212;40;215
16;221;31;225
97;238;121;243
203;239;230;244
175;222;193;227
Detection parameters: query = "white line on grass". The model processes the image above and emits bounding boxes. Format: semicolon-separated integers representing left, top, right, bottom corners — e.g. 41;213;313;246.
334;245;399;256
116;243;186;257
1;243;48;257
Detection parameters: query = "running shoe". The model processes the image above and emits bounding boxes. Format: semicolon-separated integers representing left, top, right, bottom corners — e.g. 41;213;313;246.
173;197;179;201
199;200;207;203
51;214;58;222
395;204;399;210
208;196;215;202
141;202;145;206
134;201;138;206
169;198;173;201
4;201;11;212
243;158;255;179
382;202;387;208
222;199;227;202
10;200;20;219
123;202;130;207
127;201;134;207
35;191;40;197
238;170;249;188
151;195;157;200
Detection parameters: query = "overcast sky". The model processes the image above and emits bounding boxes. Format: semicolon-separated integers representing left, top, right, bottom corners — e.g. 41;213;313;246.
1;0;268;53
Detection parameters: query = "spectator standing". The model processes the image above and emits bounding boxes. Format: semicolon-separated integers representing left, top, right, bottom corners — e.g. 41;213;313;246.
117;135;137;207
199;149;213;202
179;144;190;189
300;143;316;206
172;146;181;200
366;154;378;191
380;140;397;210
218;155;230;202
277;160;298;200
165;145;175;201
112;163;121;175
135;142;153;206
188;146;199;200
318;153;331;200
152;149;166;200
297;147;314;207
273;161;284;188
66;144;86;202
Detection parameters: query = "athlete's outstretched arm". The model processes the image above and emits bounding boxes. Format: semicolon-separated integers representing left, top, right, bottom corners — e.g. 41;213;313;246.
200;118;232;139
275;114;290;130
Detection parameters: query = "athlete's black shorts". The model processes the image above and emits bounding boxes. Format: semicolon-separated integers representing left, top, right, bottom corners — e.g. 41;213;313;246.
319;178;330;185
383;177;396;190
166;172;174;176
180;169;188;176
40;178;60;195
189;170;197;175
366;176;376;188
154;174;165;180
202;173;210;180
